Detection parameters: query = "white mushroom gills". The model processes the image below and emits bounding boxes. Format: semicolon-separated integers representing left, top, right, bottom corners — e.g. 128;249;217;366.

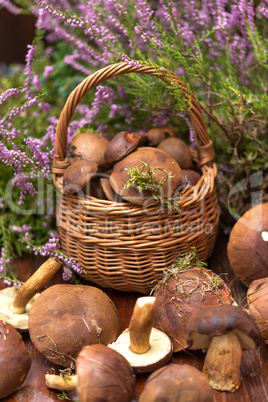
108;296;172;372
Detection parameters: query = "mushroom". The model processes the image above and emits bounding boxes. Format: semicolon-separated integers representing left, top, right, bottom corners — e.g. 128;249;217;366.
63;159;98;195
147;126;178;147
100;178;124;202
108;297;172;373
0;257;62;331
227;203;268;286
0;320;31;399
152;263;233;353
186;304;262;392
247;277;268;343
104;131;145;165
70;132;110;167
139;364;213;402
45;344;135;402
28;284;122;368
110;147;182;205
181;169;201;187
157;137;192;169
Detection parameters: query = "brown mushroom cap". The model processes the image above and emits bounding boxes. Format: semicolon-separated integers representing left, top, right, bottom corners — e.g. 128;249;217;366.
28;284;122;368
100;178;124;202
63;159;98;195
153;266;233;352
77;344;135;402
248;277;268;343
70;132;109;166
110;147;182;205
147;126;178;147
227;203;268;287
139;364;213;402
181;169;201;187
104;131;142;165
186;305;262;351
0;321;31;399
157;137;192;169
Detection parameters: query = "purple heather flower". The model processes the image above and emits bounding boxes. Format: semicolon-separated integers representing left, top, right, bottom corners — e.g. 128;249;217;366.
43;65;55;79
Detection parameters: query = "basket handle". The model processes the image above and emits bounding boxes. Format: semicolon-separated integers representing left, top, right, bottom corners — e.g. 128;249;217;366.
52;62;215;179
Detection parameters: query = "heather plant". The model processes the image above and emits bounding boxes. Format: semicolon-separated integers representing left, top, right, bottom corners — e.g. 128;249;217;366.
0;0;268;283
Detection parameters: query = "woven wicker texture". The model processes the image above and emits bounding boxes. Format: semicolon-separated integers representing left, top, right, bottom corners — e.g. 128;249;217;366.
53;62;220;293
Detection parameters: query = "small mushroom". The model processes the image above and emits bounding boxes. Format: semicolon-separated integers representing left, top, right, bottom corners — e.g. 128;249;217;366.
0;321;32;399
63;159;98;195
100;178;124;202
110;147;182;205
227;203;268;286
29;284;122;368
70;132;110;166
147;126;178;147
186;304;262;392
157;137;192;169
0;257;62;331
108;297;172;373
104;131;145;165
139;364;213;402
247;277;268;343
45;344;135;402
181;169;201;187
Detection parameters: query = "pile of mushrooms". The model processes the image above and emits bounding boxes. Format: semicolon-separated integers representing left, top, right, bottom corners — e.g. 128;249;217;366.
63;126;201;206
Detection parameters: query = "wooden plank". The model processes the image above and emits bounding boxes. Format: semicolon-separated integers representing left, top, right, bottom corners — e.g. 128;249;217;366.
1;233;268;401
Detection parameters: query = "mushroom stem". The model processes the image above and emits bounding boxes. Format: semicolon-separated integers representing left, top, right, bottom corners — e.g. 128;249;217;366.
10;257;62;314
45;373;77;391
129;296;156;354
202;332;242;392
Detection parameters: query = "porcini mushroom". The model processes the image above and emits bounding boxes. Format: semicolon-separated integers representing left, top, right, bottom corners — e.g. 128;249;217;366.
108;297;172;373
0;257;62;331
45;344;135;402
104;131;145;165
29;284;122;368
63;159;98;195
186;304;262;392
110;147;182;205
0;321;31;399
153;263;233;352
100;177;124;202
139;364;213;402
147;126;178;147
157;137;192;169
70;132;109;167
247;277;268;343
227;203;268;286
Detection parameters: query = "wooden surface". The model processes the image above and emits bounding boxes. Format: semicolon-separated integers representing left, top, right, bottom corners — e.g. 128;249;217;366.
1;232;268;402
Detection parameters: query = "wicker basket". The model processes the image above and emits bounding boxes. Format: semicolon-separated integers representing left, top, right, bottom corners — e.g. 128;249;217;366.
52;62;220;294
